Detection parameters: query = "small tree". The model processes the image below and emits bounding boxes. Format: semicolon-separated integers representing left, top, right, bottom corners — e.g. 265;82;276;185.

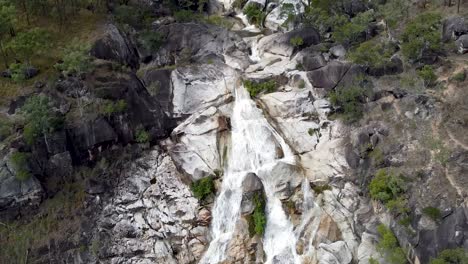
9;62;27;86
0;0;16;67
401;13;442;61
418;65;437;87
21;95;63;146
55;42;93;76
8;28;50;65
10;151;31;181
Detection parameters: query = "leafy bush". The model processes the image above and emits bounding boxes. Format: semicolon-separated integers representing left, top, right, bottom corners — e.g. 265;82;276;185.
430;248;468;264
135;129;150;143
138;30;164;52
0;117;12;141
369;169;407;203
329;85;366;122
244;3;265;27
401;13;442;61
55;42;93;75
451;71;466;82
232;0;247;9
290;36;304;47
376;224;407;264
251;192;267;235
191;177;214;200
312;184;331;194
22;95;64;145
422;206;441;221
378;0;409;30
418;65;437;87
244;79;277;97
8;63;28;84
202;15;233;28
348;40;396;68
114;5;154;29
303;6;347;36
174;9;199;22
334;10;375;44
101;100;127;116
10;152;31;181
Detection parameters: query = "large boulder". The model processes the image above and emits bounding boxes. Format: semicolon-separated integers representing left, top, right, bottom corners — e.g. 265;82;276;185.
442;16;468;42
367;54;404;76
302;53;327;71
240;173;264;214
139;67;174;116
307;61;364;90
455;34;468;54
151;23;249;69
257;27;320;57
170;62;238;118
90;24;139;68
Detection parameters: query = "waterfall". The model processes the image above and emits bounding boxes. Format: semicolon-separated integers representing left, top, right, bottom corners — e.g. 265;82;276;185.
200;85;300;264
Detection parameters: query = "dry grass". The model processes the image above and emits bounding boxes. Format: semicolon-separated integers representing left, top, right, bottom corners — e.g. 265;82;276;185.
0;9;105;106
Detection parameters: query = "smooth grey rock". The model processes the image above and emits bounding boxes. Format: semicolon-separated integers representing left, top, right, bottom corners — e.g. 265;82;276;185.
317;241;353;264
442;16;468;42
302;53;327;71
455;34;468;54
330;45;346;58
307;61;351;90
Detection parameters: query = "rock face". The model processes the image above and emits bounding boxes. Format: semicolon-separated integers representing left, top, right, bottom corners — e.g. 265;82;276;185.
455;34;468;54
257;27;320;57
151;23;249;69
91;24;139;68
240;173;264;214
442;16;468;42
95;148;206;264
307;61;362;90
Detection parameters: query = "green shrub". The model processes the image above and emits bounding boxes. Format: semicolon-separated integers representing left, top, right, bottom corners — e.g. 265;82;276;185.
422;206;441;221
451;71;466;82
10;152;31;181
244;79;277;97
312;184;331;194
202;15;233;28
138;30;164;52
114;4;154;29
369;169;407;203
329;85;366;122
191;177;215;200
55;42;93;75
101;100;127;116
135;129;150;143
334;10;374;44
290;36;304;47
430;248;468;264
244;3;265;27
376;224;407;264
401;13;442;61
348;40;396;68
251;192;267;235
418;65;437;87
280;3;296;27
303;6;347;36
232;0;247;9
21;95;64;145
0;117;12;141
174;9;199;23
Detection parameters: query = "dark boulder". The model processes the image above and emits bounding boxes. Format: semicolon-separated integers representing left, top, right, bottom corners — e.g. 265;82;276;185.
90;24;139;69
342;0;367;16
139;67;174;116
307;61;364;90
302;53;327;71
285;27;321;49
415;206;468;263
44;151;73;196
442;16;468;42
455;34;468;54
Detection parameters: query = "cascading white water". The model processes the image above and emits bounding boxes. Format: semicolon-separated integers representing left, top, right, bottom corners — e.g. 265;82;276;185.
200;85;300;264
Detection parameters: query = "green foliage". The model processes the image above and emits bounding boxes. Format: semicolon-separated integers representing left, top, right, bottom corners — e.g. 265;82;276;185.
401;13;442;61
101;100;127;116
7;28;50;64
369;257;380;264
232;0;247;9
312;184;331;194
334;10;374;44
138;30;164;52
418;65;437;87
0;117;12;141
201;15;233;28
369;169;407;203
251;192;267;236
451;71;466;82
174;9;198;23
21;95;63;145
430;248;468;264
422;206;441;221
8;63;27;84
378;0;409;30
0;0;16;44
114;4;154;29
376;224;407;264
280;3;296;27
10;152;31;181
348;40;396;68
244;79;276;97
290;36;304;47
303;6;347;36
135;129;150;143
191;176;215;200
329;85;366;122
244;3;265;27
55;42;93;75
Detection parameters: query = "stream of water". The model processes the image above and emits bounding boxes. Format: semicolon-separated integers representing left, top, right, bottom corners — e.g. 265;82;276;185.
199;85;301;264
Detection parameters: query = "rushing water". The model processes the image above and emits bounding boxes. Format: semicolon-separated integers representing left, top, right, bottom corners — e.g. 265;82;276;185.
199;85;300;264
